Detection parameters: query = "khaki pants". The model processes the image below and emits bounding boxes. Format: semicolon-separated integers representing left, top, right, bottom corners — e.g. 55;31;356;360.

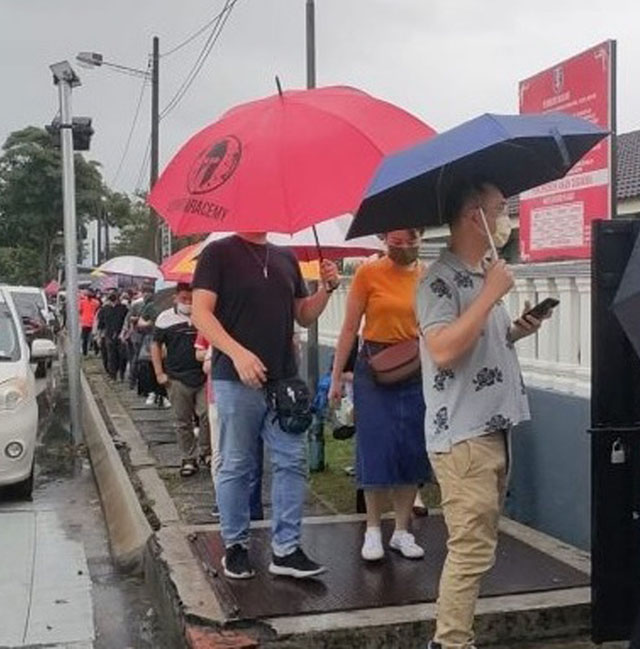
429;432;508;649
167;380;211;459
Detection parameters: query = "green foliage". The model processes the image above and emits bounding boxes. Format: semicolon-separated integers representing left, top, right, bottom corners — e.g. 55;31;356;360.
0;126;104;284
109;192;158;260
0;246;42;286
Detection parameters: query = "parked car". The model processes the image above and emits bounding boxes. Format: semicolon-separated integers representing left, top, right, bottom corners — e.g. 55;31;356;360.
0;287;57;499
8;286;57;377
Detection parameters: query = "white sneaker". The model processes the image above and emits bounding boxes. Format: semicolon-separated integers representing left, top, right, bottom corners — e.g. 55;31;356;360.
145;393;155;406
361;527;384;561
389;530;425;559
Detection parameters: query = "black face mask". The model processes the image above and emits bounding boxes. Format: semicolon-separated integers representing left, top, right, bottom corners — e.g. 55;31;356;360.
387;246;420;266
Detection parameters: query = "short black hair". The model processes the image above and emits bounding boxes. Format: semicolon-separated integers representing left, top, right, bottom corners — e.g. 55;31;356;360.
444;176;498;227
176;282;192;293
108;292;117;302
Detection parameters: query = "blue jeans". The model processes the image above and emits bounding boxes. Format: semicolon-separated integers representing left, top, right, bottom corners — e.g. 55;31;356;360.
213;380;307;555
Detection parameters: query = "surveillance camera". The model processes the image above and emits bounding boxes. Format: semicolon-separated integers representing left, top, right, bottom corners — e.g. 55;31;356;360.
50;61;81;87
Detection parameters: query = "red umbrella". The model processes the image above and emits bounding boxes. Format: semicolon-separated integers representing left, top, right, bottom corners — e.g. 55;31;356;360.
149;85;435;236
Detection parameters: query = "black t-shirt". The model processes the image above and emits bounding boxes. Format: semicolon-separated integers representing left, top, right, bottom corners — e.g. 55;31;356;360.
192;235;308;382
101;303;128;339
153;307;205;387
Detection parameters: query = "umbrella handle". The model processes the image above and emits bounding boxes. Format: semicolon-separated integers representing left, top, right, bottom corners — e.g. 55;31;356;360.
312;225;324;263
313;225;338;292
479;208;499;261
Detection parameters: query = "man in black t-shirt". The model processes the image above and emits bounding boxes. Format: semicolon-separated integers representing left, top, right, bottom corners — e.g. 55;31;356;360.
193;233;339;580
101;292;128;381
152;283;211;476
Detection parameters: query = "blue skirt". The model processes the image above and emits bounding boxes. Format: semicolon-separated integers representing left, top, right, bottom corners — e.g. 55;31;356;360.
354;349;430;489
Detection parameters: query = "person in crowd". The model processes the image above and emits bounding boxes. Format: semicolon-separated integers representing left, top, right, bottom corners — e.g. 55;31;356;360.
418;178;550;649
96;293;111;373
135;287;168;407
100;291;128;381
79;289;100;357
196;330;265;521
329;229;430;562
192;232;339;580
152;283;211;476
122;288;144;389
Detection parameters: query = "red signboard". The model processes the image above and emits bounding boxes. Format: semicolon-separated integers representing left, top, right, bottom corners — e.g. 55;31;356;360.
519;41;615;262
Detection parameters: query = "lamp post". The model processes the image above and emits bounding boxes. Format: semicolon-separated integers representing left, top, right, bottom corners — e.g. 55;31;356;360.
49;60;82;444
76;40;171;262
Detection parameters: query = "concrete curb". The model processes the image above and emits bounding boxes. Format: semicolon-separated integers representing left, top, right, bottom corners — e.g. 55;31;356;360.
81;371;152;573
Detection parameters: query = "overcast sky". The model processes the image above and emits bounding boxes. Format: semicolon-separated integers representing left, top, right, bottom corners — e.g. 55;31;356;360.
1;0;639;196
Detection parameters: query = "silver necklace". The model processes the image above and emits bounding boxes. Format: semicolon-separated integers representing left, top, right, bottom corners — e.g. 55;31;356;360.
242;240;270;279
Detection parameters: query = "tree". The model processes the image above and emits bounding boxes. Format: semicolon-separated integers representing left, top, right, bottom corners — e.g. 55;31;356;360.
0;247;42;285
0;126;104;283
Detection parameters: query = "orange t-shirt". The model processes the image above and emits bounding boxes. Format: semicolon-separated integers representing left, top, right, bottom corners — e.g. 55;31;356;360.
79;296;99;328
350;256;420;344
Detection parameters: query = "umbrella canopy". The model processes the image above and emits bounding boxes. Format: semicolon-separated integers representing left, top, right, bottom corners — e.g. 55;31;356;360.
160;244;200;283
613;230;640;362
201;214;382;261
43;280;59;296
97;256;163;280
348;111;608;238
148;85;435;236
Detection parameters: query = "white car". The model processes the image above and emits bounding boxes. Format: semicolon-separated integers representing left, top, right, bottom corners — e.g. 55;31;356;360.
0;287;57;499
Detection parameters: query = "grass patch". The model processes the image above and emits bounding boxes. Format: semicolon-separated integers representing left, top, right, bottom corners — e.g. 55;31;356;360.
309;430;358;514
308;428;441;515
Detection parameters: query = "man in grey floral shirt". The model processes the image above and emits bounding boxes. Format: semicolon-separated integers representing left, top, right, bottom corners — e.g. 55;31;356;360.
417;178;550;649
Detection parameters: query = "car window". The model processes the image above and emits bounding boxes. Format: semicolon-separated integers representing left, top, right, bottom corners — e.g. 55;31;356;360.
0;305;21;361
10;292;43;320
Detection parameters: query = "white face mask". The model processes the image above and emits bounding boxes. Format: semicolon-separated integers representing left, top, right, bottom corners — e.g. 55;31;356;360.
493;213;512;249
176;303;192;316
478;207;511;259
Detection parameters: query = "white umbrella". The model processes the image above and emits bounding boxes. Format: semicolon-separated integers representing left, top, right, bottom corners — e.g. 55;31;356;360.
200;214;382;261
96;256;163;280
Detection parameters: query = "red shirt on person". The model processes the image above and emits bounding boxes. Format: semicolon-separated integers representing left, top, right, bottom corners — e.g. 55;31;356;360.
79;295;100;329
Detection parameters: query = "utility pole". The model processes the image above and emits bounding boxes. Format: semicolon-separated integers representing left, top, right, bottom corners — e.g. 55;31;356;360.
50;61;82;444
306;0;320;395
149;36;171;263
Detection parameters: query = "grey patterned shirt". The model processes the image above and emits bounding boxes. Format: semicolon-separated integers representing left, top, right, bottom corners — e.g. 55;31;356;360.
416;249;530;453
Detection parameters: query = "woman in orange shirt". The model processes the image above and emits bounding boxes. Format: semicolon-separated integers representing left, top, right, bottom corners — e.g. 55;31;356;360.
329;229;429;562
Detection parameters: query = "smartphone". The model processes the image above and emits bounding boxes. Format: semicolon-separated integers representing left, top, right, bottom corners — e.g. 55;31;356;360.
523;297;559;320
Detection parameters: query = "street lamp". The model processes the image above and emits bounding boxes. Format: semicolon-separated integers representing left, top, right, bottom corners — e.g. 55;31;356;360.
50;60;82;444
76;41;171;262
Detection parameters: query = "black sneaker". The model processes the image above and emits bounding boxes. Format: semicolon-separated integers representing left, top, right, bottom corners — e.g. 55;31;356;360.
268;547;327;579
427;643;476;649
221;544;255;580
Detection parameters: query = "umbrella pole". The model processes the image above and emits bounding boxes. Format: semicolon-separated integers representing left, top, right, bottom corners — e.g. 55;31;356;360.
479;208;499;261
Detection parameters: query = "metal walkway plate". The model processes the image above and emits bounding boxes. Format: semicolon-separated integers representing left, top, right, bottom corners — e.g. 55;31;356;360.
189;516;590;621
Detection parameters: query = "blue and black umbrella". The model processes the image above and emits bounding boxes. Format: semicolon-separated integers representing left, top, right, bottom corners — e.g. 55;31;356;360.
347;112;608;239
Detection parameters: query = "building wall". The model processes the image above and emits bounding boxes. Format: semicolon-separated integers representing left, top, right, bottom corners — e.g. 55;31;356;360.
506;387;591;551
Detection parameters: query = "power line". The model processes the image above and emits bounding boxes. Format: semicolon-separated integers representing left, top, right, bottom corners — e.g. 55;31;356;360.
110;69;149;188
159;0;231;119
160;0;239;121
161;1;235;58
133;136;152;194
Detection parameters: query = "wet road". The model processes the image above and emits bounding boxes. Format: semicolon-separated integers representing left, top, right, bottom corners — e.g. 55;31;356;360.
0;367;169;649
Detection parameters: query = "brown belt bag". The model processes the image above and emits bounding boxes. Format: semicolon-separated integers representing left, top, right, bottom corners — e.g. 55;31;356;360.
366;339;421;385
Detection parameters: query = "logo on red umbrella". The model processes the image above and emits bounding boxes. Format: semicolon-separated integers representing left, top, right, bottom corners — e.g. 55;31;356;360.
187;135;242;194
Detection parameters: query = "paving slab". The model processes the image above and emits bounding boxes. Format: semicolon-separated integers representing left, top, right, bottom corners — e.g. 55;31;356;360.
0;508;94;648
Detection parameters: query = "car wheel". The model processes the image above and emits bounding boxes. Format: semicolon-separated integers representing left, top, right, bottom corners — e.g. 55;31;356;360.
12;464;34;501
35;360;46;378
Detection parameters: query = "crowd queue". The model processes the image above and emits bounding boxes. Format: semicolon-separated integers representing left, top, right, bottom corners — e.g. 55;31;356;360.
83;178;550;649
